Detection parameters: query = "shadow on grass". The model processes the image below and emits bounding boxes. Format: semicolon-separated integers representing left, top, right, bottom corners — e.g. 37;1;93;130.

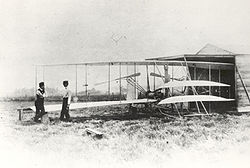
18;107;174;125
18;120;41;126
51;112;170;123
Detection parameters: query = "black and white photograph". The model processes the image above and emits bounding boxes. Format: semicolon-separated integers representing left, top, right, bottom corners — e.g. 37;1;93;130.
0;0;250;168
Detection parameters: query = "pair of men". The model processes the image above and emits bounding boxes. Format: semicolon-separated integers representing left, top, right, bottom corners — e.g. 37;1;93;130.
34;81;71;122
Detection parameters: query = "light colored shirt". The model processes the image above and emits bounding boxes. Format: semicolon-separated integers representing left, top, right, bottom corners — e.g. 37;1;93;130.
63;87;71;105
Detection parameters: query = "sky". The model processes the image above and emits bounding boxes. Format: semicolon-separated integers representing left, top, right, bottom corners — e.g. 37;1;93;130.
0;0;250;96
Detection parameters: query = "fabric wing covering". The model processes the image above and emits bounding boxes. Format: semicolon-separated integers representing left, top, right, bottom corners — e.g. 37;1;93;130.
28;99;157;112
158;95;234;105
160;80;230;89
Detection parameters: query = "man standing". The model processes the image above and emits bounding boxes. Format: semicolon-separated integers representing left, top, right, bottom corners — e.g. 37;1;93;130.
34;82;46;122
60;80;71;121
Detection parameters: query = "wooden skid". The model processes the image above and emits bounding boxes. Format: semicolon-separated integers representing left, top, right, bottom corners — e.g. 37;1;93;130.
184;113;213;117
86;128;103;138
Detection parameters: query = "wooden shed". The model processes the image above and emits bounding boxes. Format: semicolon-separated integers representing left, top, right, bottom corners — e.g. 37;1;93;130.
147;44;250;112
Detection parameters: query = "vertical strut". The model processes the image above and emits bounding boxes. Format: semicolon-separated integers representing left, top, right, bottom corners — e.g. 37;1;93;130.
219;68;221;96
164;65;168;97
183;56;208;114
75;64;78;96
134;63;137;99
153;64;156;90
42;66;45;82
194;65;197;80
108;63;111;99
85;64;88;101
172;66;174;94
35;65;37;96
119;63;122;101
154;62;165;82
209;65;211;112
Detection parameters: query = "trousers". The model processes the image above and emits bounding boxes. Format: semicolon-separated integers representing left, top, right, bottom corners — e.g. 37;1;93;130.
60;98;70;120
34;100;45;121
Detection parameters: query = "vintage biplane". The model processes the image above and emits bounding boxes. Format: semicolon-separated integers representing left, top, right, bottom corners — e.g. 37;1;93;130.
18;58;235;120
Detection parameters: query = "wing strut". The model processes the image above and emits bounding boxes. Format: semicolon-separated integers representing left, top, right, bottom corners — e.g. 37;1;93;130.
182;56;208;114
126;78;146;93
146;64;150;92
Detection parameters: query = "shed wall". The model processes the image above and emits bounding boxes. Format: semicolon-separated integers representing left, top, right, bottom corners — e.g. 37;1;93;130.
236;54;250;107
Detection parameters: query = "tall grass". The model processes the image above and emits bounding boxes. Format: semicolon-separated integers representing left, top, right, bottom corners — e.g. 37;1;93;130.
0;102;250;168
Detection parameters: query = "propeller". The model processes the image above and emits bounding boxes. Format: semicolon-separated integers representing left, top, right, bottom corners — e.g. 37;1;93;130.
94;72;141;86
150;72;189;94
150;72;187;81
145;66;164;99
150;72;170;82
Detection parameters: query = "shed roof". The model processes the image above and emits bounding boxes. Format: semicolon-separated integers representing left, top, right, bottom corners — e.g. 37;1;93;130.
146;44;236;61
195;44;235;55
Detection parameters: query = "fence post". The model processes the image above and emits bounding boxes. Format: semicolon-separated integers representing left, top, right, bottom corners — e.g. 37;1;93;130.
18;109;23;121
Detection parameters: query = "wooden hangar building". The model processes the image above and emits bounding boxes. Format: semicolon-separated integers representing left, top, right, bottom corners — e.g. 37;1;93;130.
147;44;250;112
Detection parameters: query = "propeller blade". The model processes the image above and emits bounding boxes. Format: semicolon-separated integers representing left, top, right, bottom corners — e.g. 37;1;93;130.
119;72;141;80
94;73;141;86
150;72;171;82
171;76;188;81
150;72;164;78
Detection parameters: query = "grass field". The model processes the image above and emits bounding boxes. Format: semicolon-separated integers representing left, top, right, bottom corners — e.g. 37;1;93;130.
0;101;250;168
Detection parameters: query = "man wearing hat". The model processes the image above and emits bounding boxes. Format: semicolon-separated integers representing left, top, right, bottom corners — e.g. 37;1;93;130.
34;82;46;122
60;80;71;121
